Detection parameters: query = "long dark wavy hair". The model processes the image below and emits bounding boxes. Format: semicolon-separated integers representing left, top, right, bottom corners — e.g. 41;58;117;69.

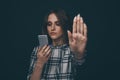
42;9;72;45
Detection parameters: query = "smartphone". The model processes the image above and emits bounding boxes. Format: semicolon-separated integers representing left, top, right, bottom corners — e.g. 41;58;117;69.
38;35;48;47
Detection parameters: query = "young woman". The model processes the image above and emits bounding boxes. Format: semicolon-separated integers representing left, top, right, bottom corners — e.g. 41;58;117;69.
27;9;87;80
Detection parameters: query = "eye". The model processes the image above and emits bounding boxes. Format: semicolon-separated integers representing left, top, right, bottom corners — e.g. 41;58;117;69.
55;21;61;26
47;22;52;26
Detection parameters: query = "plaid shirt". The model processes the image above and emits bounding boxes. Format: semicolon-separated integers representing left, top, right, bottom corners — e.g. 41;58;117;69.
27;44;85;80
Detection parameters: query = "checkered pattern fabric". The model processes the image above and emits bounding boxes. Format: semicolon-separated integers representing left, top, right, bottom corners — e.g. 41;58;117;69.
27;44;85;80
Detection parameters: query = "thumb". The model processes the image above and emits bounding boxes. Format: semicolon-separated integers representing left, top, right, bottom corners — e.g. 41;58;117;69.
67;30;72;42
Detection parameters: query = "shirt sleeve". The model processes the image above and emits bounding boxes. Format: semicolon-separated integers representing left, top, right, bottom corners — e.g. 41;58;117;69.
71;51;87;66
27;47;38;80
73;55;86;66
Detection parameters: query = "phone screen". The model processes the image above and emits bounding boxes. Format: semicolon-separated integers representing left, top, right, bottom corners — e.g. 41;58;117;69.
38;35;48;47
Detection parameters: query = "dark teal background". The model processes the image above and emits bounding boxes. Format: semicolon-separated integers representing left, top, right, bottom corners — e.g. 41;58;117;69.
1;0;119;80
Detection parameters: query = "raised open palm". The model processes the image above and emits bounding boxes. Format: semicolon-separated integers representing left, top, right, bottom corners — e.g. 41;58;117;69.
68;14;87;59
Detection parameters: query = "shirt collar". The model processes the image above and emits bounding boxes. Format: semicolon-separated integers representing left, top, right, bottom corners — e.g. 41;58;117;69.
49;44;68;49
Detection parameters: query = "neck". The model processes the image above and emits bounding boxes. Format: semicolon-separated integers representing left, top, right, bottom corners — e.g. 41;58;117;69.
52;37;65;46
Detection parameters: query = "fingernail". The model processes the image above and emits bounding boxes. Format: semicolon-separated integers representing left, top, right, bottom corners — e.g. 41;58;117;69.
77;14;80;20
78;13;80;17
74;16;76;22
67;30;70;32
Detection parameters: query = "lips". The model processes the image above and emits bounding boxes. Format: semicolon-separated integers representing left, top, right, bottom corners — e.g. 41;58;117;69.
50;32;56;35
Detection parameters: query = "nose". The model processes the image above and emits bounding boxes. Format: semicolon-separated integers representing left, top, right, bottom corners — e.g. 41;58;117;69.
51;24;55;31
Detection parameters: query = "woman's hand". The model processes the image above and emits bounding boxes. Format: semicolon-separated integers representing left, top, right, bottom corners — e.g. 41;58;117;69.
30;45;51;80
68;14;87;59
36;45;51;65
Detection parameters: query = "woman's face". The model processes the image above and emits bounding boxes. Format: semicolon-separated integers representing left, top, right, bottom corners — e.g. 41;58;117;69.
47;13;63;40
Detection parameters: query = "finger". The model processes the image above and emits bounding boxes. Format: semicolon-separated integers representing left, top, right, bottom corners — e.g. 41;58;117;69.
43;46;50;56
38;46;42;52
83;23;87;37
72;16;77;33
37;47;43;57
77;14;80;33
45;48;51;57
37;47;42;57
67;30;72;42
80;17;84;35
41;45;47;53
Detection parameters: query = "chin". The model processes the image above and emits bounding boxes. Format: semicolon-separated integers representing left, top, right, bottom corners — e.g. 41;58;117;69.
50;36;58;40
